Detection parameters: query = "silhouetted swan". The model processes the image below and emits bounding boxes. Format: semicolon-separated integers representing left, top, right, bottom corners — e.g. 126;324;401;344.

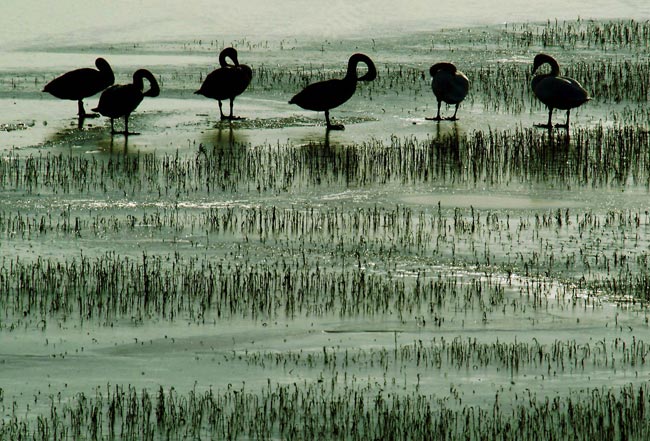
289;53;377;130
531;54;590;129
43;58;114;119
426;62;469;121
93;69;160;136
195;47;252;121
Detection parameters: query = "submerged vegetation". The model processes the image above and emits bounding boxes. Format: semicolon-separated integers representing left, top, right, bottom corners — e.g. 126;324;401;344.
2;17;650;440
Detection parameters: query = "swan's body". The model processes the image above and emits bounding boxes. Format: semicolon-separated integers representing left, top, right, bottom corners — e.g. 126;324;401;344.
195;47;252;120
531;54;590;129
426;62;469;121
43;58;114;119
289;53;376;130
93;69;160;136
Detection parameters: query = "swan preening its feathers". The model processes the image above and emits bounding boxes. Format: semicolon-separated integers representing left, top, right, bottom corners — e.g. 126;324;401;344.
426;62;469;121
93;69;160;136
41;49;594;136
289;53;377;130
531;53;590;129
195;47;252;120
43;58;115;119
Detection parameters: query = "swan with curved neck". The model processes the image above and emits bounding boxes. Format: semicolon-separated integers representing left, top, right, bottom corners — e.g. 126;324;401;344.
93;69;160;136
426;62;469;121
43;58;114;120
289;53;377;130
531;53;590;129
195;47;252;121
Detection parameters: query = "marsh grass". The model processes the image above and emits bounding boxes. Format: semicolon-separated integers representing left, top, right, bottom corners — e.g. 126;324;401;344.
2;126;650;330
3;380;650;440
2;126;650;195
3;18;650;441
3;202;650;327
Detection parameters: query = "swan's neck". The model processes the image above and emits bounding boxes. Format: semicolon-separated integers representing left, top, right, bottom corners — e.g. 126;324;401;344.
133;70;160;97
546;60;560;76
345;62;359;81
345;55;376;82
219;50;238;68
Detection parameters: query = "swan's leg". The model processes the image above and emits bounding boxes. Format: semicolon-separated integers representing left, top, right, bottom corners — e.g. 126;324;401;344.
535;107;554;129
78;99;98;119
446;104;460;121
426;100;443;121
110;118;115;135
325;110;344;131
218;101;227;120
227;98;245;120
77;102;86;129
124;114;140;136
556;109;570;129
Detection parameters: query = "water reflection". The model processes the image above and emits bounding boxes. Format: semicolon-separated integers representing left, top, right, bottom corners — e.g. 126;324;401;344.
200;125;248;150
38;121;650;195
431;121;461;173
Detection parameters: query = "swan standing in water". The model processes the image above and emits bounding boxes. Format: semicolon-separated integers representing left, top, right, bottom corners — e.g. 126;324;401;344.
289;53;377;130
195;47;252;121
43;58;114;120
426;62;469;121
531;53;590;129
93;69;160;136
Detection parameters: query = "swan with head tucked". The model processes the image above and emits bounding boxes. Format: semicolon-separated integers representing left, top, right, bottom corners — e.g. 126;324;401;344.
289;53;377;130
43;58;114;119
531;53;590;129
426;62;469;121
93;69;160;136
195;47;252;121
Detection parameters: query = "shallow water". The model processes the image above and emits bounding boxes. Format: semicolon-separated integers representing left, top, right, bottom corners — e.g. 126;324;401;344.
2;3;650;439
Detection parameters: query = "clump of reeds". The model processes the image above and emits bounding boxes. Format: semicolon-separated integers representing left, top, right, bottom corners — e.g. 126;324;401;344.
508;19;650;50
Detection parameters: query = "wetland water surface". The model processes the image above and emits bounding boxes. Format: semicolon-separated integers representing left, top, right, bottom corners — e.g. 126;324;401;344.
2;2;650;439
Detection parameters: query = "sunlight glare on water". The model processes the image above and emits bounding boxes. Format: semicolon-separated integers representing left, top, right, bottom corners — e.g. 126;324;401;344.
2;0;650;49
